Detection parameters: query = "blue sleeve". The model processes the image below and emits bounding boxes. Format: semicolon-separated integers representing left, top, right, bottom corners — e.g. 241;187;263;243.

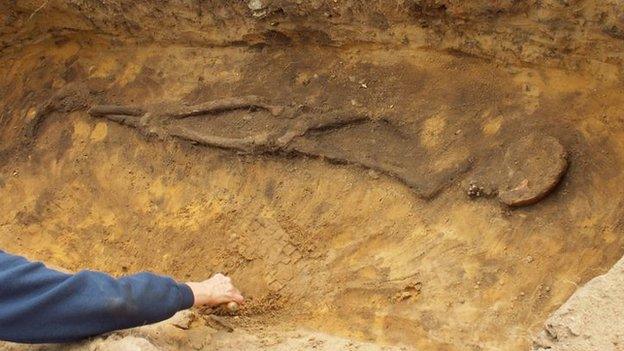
0;250;195;344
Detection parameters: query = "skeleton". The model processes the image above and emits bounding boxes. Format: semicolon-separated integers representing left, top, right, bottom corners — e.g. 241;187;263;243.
88;96;472;199
13;84;563;206
89;96;367;153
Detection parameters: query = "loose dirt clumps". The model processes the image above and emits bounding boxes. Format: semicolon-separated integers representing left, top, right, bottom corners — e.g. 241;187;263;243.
498;134;568;207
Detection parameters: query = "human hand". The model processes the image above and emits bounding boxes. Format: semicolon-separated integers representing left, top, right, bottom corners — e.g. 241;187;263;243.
186;273;244;307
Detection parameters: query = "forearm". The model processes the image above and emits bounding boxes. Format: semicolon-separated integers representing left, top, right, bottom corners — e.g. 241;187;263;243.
0;250;194;344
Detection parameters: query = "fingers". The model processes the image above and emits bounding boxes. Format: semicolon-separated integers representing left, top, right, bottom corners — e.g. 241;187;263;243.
226;301;239;312
212;273;244;305
212;272;228;281
229;288;245;304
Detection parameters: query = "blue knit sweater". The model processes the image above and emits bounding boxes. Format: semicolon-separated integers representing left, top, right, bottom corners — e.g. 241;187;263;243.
0;250;194;343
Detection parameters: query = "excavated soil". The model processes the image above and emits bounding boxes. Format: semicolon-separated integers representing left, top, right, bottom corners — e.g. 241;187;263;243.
2;1;624;350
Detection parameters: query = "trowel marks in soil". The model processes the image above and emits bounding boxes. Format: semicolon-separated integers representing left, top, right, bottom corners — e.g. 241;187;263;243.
89;99;566;206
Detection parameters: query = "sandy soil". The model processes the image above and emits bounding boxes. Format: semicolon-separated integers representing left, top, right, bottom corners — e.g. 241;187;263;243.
532;255;624;351
2;1;624;350
2;311;410;351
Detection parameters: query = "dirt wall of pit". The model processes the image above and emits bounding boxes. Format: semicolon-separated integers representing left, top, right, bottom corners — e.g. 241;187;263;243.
2;1;624;351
